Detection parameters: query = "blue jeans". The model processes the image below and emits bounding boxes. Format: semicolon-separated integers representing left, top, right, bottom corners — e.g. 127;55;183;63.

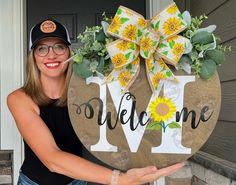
18;170;87;185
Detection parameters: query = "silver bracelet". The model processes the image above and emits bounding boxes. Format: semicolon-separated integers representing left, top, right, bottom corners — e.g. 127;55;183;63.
110;170;120;185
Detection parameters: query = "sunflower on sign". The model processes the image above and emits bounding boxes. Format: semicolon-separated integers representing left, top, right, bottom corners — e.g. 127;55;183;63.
147;97;181;133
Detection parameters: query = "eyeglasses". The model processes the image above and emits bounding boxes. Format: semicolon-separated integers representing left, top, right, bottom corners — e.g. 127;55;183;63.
34;43;68;57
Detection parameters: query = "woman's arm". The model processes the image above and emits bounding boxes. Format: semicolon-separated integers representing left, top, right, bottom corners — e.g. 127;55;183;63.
7;89;183;185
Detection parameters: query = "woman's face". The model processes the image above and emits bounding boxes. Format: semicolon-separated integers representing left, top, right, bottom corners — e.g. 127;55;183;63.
33;37;70;79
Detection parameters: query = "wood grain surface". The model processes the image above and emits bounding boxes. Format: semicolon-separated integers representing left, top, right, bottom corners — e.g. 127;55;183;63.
68;61;221;170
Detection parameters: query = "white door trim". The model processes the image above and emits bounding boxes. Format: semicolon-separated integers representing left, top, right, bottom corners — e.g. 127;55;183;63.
146;0;173;18
0;0;26;184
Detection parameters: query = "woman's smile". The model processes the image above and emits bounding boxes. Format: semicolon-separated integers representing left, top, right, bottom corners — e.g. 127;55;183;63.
44;61;61;69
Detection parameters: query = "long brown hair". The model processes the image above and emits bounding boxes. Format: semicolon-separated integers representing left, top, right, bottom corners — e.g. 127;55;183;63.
22;50;73;106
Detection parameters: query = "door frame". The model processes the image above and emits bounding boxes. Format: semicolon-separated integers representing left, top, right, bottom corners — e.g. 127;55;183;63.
0;0;26;184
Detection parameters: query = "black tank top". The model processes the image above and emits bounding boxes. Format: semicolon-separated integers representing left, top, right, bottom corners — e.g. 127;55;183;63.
21;100;83;185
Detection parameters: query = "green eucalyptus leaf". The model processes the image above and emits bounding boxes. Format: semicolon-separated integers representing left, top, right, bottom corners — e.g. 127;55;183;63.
73;54;83;63
73;59;93;78
101;21;110;37
199;59;216;79
188;49;198;61
200;43;212;51
179;55;193;64
182;11;191;26
191;31;214;45
205;49;225;65
91;41;103;52
90;60;99;72
97;57;105;73
95;29;106;42
195;25;216;34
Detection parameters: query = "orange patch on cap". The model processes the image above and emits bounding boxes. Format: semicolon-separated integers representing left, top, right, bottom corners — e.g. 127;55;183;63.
40;20;57;33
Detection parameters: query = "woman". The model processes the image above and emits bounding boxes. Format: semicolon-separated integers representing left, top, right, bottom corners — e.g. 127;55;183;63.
7;19;184;185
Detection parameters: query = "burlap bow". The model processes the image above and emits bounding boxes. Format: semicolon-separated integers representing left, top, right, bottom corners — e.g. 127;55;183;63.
106;3;190;92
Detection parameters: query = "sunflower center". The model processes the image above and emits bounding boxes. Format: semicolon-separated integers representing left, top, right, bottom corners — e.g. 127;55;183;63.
155;103;170;116
122;76;129;82
116;59;122;65
127;30;135;38
176;46;183;53
143;41;149;47
168;23;176;31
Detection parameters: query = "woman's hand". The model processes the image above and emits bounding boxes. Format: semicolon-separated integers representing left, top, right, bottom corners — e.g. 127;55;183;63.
118;162;184;185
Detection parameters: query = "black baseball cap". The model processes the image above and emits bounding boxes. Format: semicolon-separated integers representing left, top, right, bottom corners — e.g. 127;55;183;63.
29;19;71;49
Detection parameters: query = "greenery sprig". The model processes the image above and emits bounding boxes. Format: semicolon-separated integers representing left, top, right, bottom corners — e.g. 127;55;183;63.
73;16;114;78
178;12;231;79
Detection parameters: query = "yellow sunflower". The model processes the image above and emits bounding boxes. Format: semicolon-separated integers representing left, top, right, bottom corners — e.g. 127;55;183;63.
163;17;181;36
158;59;166;69
166;35;178;43
131;57;140;65
108;16;122;33
138;18;147;28
149;97;176;122
146;58;153;70
125;9;133;16
152;72;166;89
166;4;178;14
173;43;185;57
122;24;137;41
173;55;181;63
118;71;133;87
117;41;131;51
112;53;127;67
140;37;153;52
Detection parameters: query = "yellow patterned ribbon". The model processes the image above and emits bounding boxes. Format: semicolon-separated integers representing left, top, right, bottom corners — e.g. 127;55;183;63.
106;3;190;92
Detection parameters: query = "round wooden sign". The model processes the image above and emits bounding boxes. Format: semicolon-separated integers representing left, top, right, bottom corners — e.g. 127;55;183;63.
68;61;221;170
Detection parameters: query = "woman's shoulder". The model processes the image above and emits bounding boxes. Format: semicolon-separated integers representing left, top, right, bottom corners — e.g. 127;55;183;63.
7;88;39;114
7;88;28;102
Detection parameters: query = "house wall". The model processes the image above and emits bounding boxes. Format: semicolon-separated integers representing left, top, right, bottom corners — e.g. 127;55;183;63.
195;0;236;164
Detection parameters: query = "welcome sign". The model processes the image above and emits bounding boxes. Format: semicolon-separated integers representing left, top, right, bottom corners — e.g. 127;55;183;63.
68;62;220;170
68;3;224;170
